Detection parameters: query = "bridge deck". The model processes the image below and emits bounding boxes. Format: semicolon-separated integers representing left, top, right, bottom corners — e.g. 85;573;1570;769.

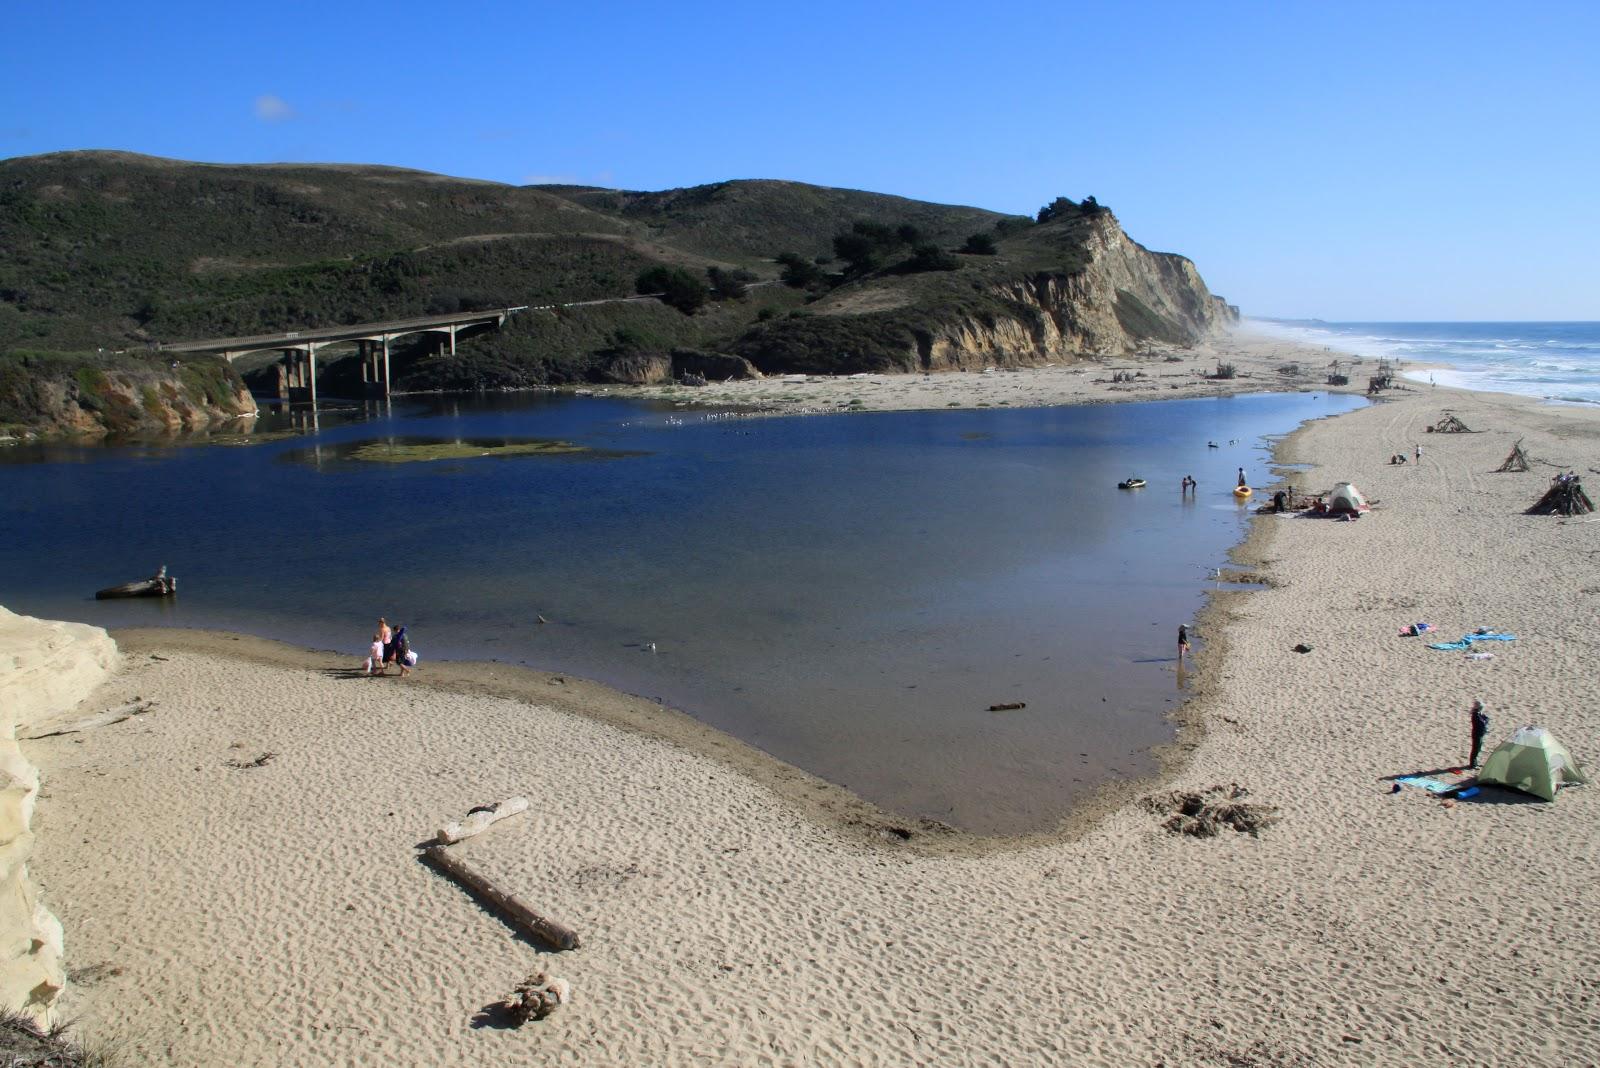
161;307;526;356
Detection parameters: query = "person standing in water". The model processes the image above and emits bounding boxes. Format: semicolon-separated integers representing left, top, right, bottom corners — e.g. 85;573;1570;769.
1237;467;1248;488
1177;624;1191;662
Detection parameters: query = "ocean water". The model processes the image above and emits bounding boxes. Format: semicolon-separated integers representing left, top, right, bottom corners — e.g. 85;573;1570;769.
1248;320;1600;405
0;390;1362;834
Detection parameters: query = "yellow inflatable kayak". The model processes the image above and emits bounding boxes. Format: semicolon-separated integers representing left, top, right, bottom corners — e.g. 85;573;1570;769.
1233;485;1252;498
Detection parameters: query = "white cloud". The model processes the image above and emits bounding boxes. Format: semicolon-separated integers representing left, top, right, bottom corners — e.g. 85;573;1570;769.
253;95;295;123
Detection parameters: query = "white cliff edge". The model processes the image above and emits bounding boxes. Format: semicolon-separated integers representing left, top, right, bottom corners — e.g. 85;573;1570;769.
0;605;120;1026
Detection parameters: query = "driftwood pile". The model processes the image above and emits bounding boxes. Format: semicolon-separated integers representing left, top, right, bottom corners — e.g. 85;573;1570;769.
1427;413;1475;433
1496;439;1531;472
498;971;572;1025
1525;475;1594;516
1142;783;1280;838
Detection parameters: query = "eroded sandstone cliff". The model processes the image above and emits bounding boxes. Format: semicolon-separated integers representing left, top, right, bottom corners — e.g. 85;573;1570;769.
906;215;1237;371
0;607;120;1026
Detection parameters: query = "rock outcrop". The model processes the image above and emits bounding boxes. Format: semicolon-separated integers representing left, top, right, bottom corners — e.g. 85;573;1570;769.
0;355;256;440
0;607;119;1026
670;349;762;382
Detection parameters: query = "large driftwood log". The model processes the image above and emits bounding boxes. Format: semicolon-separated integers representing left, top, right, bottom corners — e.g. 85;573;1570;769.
423;846;581;950
437;796;529;845
25;699;153;740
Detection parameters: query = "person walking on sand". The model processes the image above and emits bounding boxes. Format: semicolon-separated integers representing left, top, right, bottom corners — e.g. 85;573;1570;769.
1414;443;1422;463
388;624;412;678
1468;699;1490;768
1177;624;1191;662
364;633;384;677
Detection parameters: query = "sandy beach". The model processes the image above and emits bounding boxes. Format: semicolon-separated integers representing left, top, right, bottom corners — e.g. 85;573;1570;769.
618;327;1382;416
19;331;1600;1066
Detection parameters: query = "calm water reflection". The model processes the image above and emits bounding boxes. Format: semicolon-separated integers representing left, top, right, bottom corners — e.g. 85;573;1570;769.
0;389;1362;833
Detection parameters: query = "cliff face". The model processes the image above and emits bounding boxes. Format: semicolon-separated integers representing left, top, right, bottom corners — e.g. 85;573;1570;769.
917;215;1236;371
0;607;120;1027
0;355;257;439
734;212;1238;377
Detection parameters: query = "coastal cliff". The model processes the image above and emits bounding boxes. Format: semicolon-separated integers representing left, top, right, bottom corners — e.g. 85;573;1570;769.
0;351;256;440
920;216;1237;369
733;211;1237;375
0;607;119;1026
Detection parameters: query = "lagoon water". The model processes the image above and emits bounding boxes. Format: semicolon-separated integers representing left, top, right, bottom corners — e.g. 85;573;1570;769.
1;390;1362;833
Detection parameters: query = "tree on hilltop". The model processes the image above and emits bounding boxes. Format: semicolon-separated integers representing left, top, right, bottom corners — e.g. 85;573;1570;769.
1038;195;1111;223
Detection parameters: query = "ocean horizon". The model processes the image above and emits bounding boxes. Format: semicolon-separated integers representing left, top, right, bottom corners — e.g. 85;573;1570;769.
1246;319;1600;405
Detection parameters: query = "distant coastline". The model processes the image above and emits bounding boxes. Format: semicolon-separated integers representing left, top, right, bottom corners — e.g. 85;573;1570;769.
1246;318;1600;404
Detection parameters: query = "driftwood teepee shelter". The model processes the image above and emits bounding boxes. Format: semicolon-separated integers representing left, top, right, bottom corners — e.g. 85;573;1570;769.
1496;439;1531;472
1525;475;1593;516
1427;413;1475;433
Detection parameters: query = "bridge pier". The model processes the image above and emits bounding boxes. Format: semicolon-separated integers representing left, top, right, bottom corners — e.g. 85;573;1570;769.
280;347;320;406
354;338;393;399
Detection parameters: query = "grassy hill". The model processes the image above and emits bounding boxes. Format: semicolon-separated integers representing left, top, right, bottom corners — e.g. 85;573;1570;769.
0;152;1227;392
545;179;1008;265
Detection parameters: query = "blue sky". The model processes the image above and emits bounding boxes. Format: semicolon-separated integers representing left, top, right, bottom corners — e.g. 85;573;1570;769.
4;1;1596;320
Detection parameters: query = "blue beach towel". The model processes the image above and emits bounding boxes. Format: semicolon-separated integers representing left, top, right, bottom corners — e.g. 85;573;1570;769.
1394;775;1459;794
1428;631;1517;651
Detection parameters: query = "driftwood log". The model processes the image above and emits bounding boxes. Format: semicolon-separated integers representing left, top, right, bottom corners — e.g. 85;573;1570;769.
423;846;581;950
25;699;153;740
438;796;529;845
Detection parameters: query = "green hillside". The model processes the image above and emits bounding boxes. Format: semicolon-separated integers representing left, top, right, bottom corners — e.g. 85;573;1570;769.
546;179;1008;265
0;152;1221;392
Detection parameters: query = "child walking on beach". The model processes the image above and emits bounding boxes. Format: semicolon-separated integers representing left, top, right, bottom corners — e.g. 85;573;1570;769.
364;633;384;676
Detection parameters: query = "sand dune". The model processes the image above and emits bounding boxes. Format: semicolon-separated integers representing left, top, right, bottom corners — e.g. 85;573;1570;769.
23;353;1600;1065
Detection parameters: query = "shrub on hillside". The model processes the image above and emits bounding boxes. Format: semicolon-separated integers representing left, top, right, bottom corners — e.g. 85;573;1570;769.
635;266;707;315
706;266;756;301
775;252;825;290
962;233;998;255
901;244;960;273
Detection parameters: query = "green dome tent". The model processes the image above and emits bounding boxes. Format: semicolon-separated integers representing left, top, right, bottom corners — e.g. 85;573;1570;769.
1477;727;1589;801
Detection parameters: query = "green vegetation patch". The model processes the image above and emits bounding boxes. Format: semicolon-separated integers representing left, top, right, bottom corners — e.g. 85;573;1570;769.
348;438;589;463
278;435;620;468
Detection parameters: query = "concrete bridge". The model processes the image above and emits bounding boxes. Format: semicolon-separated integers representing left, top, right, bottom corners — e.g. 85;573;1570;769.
160;307;527;403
